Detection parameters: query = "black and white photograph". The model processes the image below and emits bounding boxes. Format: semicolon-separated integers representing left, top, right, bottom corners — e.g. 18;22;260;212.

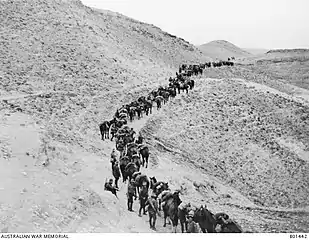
0;0;308;236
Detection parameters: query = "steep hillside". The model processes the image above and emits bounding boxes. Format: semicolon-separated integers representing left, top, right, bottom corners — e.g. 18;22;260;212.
0;0;210;97
0;0;211;233
140;67;309;232
0;0;210;148
198;40;252;60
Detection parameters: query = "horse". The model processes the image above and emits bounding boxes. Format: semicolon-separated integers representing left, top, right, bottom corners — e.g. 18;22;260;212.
109;123;117;141
214;213;243;233
153;181;169;195
131;153;141;172
193;206;217;233
138;184;149;217
139;145;149;168
99;121;110;140
187;79;195;90
125;162;139;181
155;96;163;110
179;82;189;94
119;156;130;182
178;206;190;233
162;192;182;232
218;221;243;233
135;174;150;197
135;135;143;144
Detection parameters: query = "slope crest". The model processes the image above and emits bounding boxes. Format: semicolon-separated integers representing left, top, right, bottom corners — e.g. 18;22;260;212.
199;40;252;60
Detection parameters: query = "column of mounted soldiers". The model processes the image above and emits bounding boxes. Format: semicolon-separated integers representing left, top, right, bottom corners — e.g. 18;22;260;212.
99;60;243;233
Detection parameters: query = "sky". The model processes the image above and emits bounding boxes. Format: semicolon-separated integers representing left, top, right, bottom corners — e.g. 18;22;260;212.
81;0;309;49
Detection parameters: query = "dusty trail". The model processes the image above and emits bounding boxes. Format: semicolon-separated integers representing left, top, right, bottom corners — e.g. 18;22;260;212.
99;85;194;233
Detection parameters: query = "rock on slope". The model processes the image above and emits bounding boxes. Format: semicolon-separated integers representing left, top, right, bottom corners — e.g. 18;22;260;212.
198;40;252;60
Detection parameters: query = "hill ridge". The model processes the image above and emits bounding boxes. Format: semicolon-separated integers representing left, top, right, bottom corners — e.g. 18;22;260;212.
198;39;252;60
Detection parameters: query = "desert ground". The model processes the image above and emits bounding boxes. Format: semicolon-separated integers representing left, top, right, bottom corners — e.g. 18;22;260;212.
0;0;308;233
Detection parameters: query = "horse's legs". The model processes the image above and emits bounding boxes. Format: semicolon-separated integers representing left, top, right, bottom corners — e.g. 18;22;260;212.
138;200;142;217
100;129;104;140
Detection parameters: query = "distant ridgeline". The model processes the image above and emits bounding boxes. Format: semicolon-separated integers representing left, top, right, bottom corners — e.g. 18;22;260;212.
266;48;309;54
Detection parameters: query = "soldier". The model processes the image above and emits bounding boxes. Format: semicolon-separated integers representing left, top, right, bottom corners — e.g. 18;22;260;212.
104;179;118;198
145;192;160;230
111;160;121;188
178;202;192;233
186;210;200;233
127;178;137;211
110;148;117;163
138;182;149;217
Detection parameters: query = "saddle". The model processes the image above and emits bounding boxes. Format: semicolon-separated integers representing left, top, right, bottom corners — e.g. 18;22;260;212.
161;192;173;202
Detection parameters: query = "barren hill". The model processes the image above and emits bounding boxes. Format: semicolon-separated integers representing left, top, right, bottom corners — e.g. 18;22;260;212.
0;0;309;234
0;0;210;99
198;40;252;60
141;65;309;232
0;0;210;233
